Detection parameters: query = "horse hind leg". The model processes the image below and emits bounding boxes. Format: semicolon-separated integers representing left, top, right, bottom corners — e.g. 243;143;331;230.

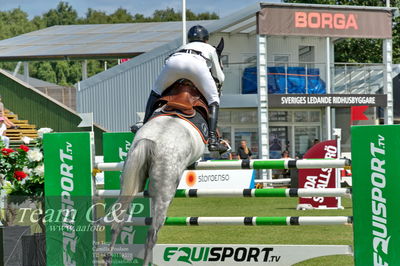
143;164;184;266
143;195;171;266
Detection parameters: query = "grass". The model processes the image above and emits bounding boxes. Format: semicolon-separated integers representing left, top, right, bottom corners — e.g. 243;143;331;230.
158;197;354;266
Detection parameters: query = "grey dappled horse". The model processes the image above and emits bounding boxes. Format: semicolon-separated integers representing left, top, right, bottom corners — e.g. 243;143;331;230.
108;115;205;265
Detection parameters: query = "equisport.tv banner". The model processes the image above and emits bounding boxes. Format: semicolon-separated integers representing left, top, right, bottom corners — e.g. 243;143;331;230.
352;125;400;265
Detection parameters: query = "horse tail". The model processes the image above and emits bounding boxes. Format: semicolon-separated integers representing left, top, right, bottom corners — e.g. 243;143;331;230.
120;138;155;198
108;138;155;257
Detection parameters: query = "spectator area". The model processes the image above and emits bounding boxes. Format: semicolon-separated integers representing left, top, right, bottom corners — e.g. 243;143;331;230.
2;109;38;148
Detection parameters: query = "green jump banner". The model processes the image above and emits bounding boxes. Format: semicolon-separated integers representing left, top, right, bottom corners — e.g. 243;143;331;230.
352;125;400;265
103;132;150;266
44;132;95;266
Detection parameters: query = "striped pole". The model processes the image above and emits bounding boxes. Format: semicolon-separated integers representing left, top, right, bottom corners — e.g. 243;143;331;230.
95;188;351;198
98;216;352;226
95;158;351;172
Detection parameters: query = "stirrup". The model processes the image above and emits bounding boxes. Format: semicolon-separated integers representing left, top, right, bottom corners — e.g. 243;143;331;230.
208;139;229;153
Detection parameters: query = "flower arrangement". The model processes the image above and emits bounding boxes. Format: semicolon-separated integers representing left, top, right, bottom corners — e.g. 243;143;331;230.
0;128;52;227
0;128;53;199
0;143;44;199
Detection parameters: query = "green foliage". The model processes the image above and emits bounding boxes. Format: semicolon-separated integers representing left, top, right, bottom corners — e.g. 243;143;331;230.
83;8;111;24
0;2;219;86
42;1;78;27
284;0;400;63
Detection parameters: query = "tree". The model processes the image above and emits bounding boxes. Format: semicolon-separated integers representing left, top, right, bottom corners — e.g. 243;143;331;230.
109;8;134;23
36;62;57;83
42;1;78;27
152;8;181;21
83;8;110;24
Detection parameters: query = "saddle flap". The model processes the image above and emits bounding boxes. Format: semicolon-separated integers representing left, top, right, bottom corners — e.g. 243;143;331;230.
163;91;196;115
159;81;209;118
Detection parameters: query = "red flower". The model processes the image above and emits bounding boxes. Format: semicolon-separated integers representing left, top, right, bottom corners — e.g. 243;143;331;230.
14;171;28;181
1;148;15;156
19;145;30;152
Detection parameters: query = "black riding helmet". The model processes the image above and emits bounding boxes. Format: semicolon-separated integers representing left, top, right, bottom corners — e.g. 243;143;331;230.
187;25;209;43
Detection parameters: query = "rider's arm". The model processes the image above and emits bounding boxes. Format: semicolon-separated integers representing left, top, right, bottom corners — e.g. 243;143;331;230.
209;48;225;87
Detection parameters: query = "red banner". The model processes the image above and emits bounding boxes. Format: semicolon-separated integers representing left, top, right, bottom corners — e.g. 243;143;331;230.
298;140;339;208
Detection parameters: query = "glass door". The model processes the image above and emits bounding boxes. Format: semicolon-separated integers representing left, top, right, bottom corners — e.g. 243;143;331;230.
269;126;290;159
294;126;319;158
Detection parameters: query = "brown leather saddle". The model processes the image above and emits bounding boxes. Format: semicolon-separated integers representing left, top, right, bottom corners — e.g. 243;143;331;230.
156;79;209;120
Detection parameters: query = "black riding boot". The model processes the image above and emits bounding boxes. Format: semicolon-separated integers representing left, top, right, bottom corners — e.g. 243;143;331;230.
208;102;228;153
131;91;161;133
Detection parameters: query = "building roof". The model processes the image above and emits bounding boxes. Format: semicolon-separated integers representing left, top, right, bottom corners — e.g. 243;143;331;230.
0;20;216;61
78;2;261;88
4;70;66;89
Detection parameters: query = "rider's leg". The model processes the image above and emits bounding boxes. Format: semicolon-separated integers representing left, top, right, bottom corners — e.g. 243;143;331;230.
143;91;162;123
131;90;161;133
208;102;228;153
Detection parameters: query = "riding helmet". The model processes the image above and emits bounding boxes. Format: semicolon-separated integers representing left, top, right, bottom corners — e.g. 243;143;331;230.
187;25;209;42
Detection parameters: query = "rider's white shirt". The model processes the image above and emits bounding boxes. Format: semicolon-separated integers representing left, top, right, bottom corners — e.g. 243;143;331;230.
176;41;225;85
153;41;224;105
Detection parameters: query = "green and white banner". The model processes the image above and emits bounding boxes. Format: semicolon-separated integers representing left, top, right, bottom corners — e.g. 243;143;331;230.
44;132;95;266
103;132;150;266
152;244;352;265
352;125;400;265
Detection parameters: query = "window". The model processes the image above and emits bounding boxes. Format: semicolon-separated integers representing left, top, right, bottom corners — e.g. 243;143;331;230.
299;46;315;68
269;111;291;122
274;54;289;66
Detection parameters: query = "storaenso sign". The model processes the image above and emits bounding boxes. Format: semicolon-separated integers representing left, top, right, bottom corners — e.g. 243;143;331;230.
352;125;400;265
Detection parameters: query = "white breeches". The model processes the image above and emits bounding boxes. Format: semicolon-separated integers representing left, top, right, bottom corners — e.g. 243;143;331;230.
153;53;220;105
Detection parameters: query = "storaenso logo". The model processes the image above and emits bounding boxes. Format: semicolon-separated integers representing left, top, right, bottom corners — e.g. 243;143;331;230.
198;173;230;183
164;247;279;264
370;136;391;265
59;142;77;266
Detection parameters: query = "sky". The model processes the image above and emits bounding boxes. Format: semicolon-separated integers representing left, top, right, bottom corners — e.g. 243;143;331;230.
0;0;281;19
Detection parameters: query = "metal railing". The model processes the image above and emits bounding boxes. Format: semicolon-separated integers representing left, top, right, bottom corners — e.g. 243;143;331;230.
222;61;385;95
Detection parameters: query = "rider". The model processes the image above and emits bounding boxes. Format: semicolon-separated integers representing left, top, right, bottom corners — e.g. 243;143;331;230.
131;25;226;152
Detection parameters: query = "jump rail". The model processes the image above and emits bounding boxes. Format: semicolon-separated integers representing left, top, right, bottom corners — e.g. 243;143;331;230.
96;188;351;198
95;158;351;171
98;216;353;226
